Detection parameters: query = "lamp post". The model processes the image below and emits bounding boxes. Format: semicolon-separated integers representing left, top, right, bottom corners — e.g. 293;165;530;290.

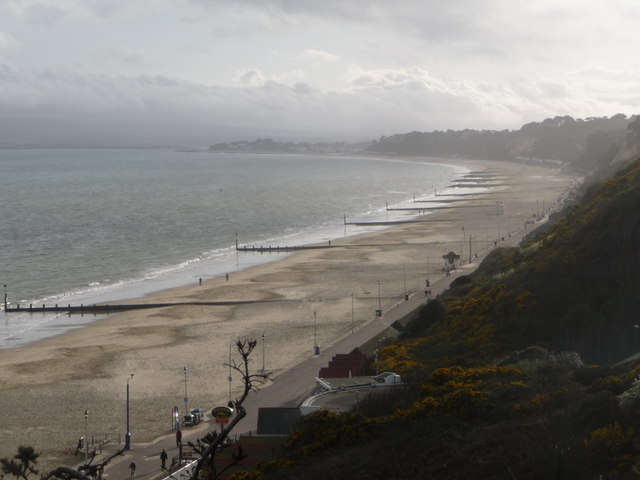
228;343;232;402
183;367;189;417
377;280;381;311
125;373;134;450
351;293;354;333
426;257;430;287
262;333;265;374
403;265;407;294
313;311;318;355
84;409;89;464
3;284;7;310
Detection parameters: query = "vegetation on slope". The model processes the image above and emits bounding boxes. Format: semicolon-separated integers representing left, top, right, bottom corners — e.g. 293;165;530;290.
369;114;635;173
232;158;640;479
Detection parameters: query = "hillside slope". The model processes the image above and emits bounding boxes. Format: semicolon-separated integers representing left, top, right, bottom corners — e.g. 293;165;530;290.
237;157;640;480
369;114;635;173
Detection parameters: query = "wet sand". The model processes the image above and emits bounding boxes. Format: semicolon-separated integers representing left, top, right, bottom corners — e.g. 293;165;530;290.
0;158;576;469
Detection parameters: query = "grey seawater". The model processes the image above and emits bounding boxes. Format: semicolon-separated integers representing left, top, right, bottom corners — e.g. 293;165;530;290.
0;149;465;348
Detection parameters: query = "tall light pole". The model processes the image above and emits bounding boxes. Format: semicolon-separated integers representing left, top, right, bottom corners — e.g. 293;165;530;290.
403;265;407;294
351;293;354;333
377;280;381;311
228;342;233;402
125;373;134;450
313;311;318;355
426;257;430;287
3;284;7;310
183;367;189;417
261;333;265;374
84;409;89;464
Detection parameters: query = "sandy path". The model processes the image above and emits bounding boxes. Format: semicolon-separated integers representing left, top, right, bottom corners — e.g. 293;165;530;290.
0;158;576;470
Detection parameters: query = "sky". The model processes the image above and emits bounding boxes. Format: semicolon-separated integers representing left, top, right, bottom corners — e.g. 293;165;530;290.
0;0;639;146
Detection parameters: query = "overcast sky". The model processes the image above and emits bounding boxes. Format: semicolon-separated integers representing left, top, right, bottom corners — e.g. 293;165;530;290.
0;0;639;146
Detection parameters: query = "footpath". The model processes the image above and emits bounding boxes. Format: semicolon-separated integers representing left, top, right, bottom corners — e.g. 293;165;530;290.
100;221;539;480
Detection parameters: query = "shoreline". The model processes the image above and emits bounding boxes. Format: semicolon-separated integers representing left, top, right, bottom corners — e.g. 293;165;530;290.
0;158;577;468
0;153;465;350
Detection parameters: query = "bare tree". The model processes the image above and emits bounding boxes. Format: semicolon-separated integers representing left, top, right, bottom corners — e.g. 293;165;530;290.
189;338;271;480
1;446;123;480
1;339;268;480
0;446;39;480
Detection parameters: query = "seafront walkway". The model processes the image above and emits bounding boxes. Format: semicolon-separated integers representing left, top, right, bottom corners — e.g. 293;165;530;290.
100;220;541;480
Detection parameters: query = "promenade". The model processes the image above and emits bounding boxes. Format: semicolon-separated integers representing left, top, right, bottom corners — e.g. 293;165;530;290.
100;220;538;480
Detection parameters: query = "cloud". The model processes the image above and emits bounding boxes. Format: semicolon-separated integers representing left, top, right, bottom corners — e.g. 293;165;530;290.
94;45;153;66
0;32;18;51
0;63;503;143
301;49;339;63
187;1;640;76
235;68;266;86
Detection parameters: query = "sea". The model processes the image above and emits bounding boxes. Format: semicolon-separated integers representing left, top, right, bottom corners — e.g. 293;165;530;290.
0;149;467;349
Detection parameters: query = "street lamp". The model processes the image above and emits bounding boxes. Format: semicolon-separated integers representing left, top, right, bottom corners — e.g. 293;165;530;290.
262;333;265;374
183;367;189;417
403;265;407;294
377;280;382;316
351;293;354;333
313;311;318;355
3;284;7;310
228;343;232;402
125;373;134;450
84;409;89;464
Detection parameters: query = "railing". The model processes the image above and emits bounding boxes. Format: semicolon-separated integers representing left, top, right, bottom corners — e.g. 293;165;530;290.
161;459;198;480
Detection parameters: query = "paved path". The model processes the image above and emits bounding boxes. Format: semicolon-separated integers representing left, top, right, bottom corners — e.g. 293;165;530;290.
100;264;470;480
101;220;542;480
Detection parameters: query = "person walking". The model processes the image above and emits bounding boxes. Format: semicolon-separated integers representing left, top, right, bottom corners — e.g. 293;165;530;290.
176;429;182;448
160;449;168;470
129;460;136;479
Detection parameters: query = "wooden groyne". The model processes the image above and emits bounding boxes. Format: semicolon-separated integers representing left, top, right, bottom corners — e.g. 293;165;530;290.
344;217;461;226
436;192;492;197
386;202;492;212
3;299;272;314
235;243;336;253
413;197;470;204
446;183;508;189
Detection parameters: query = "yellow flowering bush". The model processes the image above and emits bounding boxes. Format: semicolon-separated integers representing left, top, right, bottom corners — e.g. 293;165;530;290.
584;422;639;476
284;410;380;458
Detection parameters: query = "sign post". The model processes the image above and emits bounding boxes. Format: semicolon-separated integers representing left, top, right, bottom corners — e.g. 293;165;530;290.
211;406;233;434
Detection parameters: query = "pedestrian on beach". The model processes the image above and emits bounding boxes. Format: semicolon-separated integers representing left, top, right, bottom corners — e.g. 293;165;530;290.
199;278;202;286
176;429;182;447
129;460;136;479
225;273;229;281
160;449;168;470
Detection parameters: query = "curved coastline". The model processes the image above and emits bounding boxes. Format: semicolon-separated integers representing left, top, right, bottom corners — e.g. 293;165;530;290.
0;157;577;468
0;153;464;349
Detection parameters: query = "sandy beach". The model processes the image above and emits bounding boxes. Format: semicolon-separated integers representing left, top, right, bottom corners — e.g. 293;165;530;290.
0;158;576;470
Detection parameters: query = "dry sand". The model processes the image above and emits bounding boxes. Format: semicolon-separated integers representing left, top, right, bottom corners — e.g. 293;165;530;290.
0;158;576;469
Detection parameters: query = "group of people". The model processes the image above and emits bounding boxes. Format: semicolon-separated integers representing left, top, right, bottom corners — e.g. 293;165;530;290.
199;272;229;286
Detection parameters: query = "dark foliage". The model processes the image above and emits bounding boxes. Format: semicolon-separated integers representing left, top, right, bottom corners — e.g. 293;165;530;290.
402;298;446;339
239;156;640;479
